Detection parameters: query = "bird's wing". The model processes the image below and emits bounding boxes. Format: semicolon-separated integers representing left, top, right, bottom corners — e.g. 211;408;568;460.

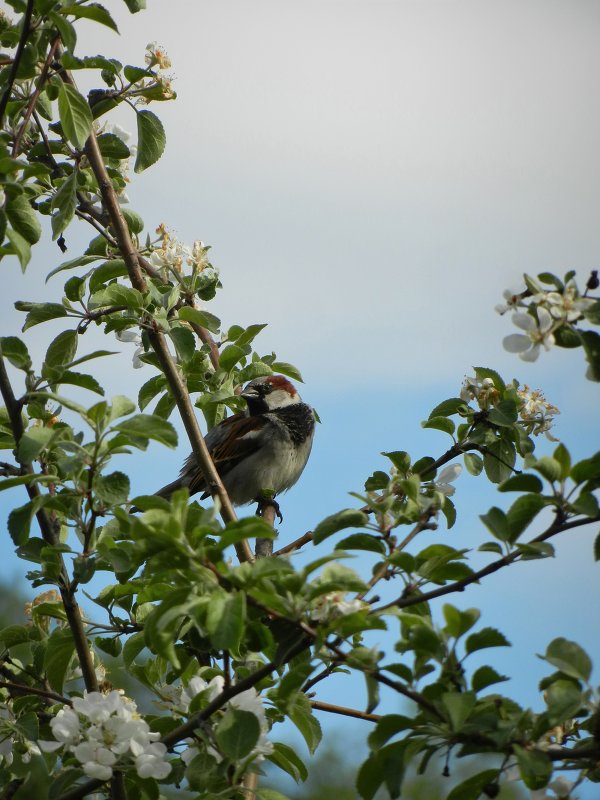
188;413;266;496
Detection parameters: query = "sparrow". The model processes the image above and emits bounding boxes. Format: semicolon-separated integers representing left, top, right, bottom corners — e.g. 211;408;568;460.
153;375;315;517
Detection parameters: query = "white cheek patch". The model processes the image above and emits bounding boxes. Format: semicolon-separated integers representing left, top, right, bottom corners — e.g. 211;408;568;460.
269;389;297;408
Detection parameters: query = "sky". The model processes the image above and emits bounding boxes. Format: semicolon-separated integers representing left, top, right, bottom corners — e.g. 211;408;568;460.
1;0;600;794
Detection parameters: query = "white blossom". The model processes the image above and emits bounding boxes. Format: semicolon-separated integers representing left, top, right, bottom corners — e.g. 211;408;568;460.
116;330;145;369
503;307;555;362
434;464;462;497
312;592;366;623
38;690;171;782
460;375;498;409
516;385;560;439
145;41;172;70
495;285;527;315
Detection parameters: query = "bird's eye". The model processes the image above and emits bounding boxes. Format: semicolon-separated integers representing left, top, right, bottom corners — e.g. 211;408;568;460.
261;383;272;395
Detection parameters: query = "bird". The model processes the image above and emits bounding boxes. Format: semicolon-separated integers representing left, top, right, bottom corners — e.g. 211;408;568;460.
152;375;315;518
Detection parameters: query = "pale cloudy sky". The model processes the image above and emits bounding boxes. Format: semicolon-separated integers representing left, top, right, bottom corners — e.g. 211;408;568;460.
2;1;600;789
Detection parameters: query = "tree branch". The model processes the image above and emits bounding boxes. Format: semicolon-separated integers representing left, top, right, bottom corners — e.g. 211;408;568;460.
380;513;600;611
57;66;253;563
310;699;381;723
0;353;98;693
0;0;34;128
12;35;61;157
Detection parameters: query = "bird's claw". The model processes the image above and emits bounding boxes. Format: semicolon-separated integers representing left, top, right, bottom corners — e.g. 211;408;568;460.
255;495;283;523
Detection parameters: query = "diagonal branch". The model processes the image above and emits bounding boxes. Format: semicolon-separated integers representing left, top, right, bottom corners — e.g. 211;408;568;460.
0;353;98;693
380;513;600;611
55;66;253;563
0;0;34;128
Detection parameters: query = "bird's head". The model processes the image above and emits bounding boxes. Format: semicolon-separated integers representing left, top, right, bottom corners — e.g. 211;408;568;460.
241;375;301;414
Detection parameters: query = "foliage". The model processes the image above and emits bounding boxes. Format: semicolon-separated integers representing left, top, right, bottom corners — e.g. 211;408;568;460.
0;3;599;800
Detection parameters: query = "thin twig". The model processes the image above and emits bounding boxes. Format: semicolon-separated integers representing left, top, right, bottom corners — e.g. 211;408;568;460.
309;699;381;723
273;531;313;556
378;513;600;612
0;680;70;705
12;35;60;157
0;0;34;127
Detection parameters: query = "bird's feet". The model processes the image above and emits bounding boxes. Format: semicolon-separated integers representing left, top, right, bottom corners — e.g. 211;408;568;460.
255;493;283;523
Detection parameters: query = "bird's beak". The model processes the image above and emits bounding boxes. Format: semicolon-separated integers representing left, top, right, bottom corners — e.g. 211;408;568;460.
240;387;259;401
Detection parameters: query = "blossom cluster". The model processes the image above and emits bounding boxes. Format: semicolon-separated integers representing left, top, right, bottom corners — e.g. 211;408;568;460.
39;690;171;781
460;374;559;439
144;42;175;100
149;225;216;281
515;385;560;439
163;675;273;766
498;277;594;362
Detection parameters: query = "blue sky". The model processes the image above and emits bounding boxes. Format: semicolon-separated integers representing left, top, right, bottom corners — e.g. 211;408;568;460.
1;0;599;794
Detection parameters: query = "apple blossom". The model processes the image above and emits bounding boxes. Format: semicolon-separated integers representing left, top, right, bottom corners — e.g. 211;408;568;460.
503;307;556;361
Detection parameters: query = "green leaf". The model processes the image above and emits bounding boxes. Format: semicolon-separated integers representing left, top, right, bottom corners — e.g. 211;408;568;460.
428;397;467;418
0;336;32;371
89;283;144;309
215;708;259;760
58;83;93;149
498;473;543;493
57;370;104;395
545;680;583;724
570;455;600;483
178;306;221;333
542;637;592;683
473;366;506;391
553;443;571;480
446;770;499;800
6;227;31;270
442;691;476;731
581;330;600;381
506;494;547;542
88;259;128;292
487;399;518;427
421;416;455;435
124;65;149;83
288;692;322;754
17;427;54;463
267;742;308;783
6;191;41;244
96;132;130;159
471;665;509;692
335;533;386;554
513;744;552;791
533;456;562;483
312;508;369;544
123;631;146;667
113;414;177;447
271;362;304;382
45;329;78;368
49;11;77;51
95;471;130;505
483;438;516;484
44;627;76;693
479;506;509;542
8;500;37;545
169;326;196;363
60;3;119;32
463;452;483;476
595;532;600;562
219;344;246;371
16;301;69;330
134;110;166;173
122;0;146;12
465;627;510;654
205;591;245;651
138;375;165;410
51;172;78;239
442;605;480;638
